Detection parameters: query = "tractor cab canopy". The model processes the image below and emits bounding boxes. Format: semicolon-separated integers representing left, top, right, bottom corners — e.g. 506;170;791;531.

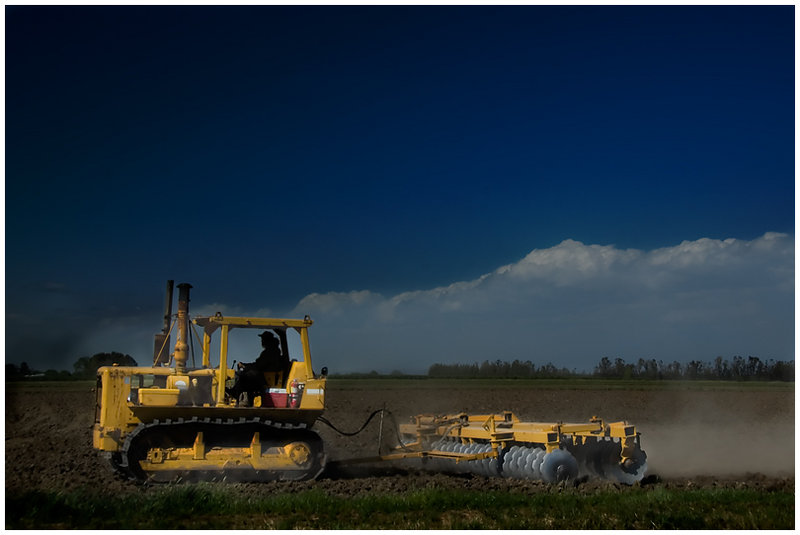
191;313;315;378
193;313;313;336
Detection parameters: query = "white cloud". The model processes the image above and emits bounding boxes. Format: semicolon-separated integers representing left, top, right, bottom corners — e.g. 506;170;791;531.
294;290;384;316
498;239;642;284
39;233;790;375
290;233;794;373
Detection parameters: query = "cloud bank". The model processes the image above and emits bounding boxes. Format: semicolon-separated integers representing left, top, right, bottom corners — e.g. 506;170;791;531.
291;233;794;373
14;233;791;375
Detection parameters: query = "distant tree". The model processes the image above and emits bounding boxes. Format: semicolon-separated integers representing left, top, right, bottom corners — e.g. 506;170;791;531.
768;359;794;382
647;359;660;379
429;356;793;382
666;361;683;379
539;362;560;378
713;356;727;379
6;363;20;381
73;352;137;379
686;360;703;380
731;356;746;379
594;357;612;378
73;357;91;378
43;369;72;381
746;356;764;378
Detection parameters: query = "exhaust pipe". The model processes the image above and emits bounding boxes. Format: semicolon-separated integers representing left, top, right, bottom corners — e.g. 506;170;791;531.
173;283;192;373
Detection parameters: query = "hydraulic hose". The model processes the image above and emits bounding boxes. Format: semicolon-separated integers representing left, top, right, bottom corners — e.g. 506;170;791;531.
317;409;412;452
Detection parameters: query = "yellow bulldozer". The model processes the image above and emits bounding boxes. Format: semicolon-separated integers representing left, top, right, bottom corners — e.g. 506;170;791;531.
93;281;647;484
93;282;328;482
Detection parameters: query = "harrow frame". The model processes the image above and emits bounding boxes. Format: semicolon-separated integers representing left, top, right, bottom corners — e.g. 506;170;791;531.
333;411;647;484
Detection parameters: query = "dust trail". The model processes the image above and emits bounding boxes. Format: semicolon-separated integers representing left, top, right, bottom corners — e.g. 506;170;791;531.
639;393;794;478
320;382;795;480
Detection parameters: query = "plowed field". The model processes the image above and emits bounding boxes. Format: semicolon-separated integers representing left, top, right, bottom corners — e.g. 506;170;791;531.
5;379;794;499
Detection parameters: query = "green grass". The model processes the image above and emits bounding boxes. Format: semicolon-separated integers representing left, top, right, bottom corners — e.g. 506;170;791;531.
6;485;794;529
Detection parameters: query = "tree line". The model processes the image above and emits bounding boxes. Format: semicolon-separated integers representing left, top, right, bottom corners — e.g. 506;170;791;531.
428;356;794;382
6;352;794;383
428;360;576;379
6;352;138;381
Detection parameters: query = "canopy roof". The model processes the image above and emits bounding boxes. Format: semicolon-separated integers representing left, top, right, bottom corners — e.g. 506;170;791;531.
192;314;313;336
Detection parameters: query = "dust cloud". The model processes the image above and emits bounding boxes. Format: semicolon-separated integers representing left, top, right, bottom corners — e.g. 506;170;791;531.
322;383;795;480
637;388;794;478
642;421;794;477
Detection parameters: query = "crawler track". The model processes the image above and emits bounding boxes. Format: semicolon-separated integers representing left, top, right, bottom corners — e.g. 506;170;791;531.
110;417;326;483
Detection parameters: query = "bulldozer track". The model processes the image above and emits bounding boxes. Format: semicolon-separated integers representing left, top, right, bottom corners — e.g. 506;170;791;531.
114;416;326;483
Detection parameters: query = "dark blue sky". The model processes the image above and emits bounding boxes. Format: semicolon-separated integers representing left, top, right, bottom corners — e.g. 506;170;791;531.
5;6;794;371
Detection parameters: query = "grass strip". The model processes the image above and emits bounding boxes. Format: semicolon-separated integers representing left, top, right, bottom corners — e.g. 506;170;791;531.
6;485;794;529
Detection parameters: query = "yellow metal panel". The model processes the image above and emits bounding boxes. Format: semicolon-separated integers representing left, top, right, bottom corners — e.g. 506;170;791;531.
558;423;605;435
97;366;216;377
139;388;180;406
458;427;513;441
285;361;305;384
507;422;559;432
93;426;120;450
607;421;636;438
250;432;261;457
202;332;211;368
299;378;326;410
193;432;205;460
300;328;313;378
216;325;230;403
94;368;141;452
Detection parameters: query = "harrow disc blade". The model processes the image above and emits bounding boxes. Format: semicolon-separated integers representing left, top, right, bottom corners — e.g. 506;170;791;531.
568;438;648;484
609;461;648;485
540;449;579;483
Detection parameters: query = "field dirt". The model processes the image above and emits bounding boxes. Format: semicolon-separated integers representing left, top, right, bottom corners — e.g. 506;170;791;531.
4;381;795;498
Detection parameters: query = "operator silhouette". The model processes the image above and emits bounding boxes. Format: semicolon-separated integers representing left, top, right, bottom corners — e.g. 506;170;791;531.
253;331;289;373
227;330;290;405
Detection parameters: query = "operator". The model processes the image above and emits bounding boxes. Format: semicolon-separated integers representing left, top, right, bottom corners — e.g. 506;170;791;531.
253;331;290;374
226;331;290;404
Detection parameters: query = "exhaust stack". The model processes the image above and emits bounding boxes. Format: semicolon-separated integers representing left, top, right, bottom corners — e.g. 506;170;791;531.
174;283;192;373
